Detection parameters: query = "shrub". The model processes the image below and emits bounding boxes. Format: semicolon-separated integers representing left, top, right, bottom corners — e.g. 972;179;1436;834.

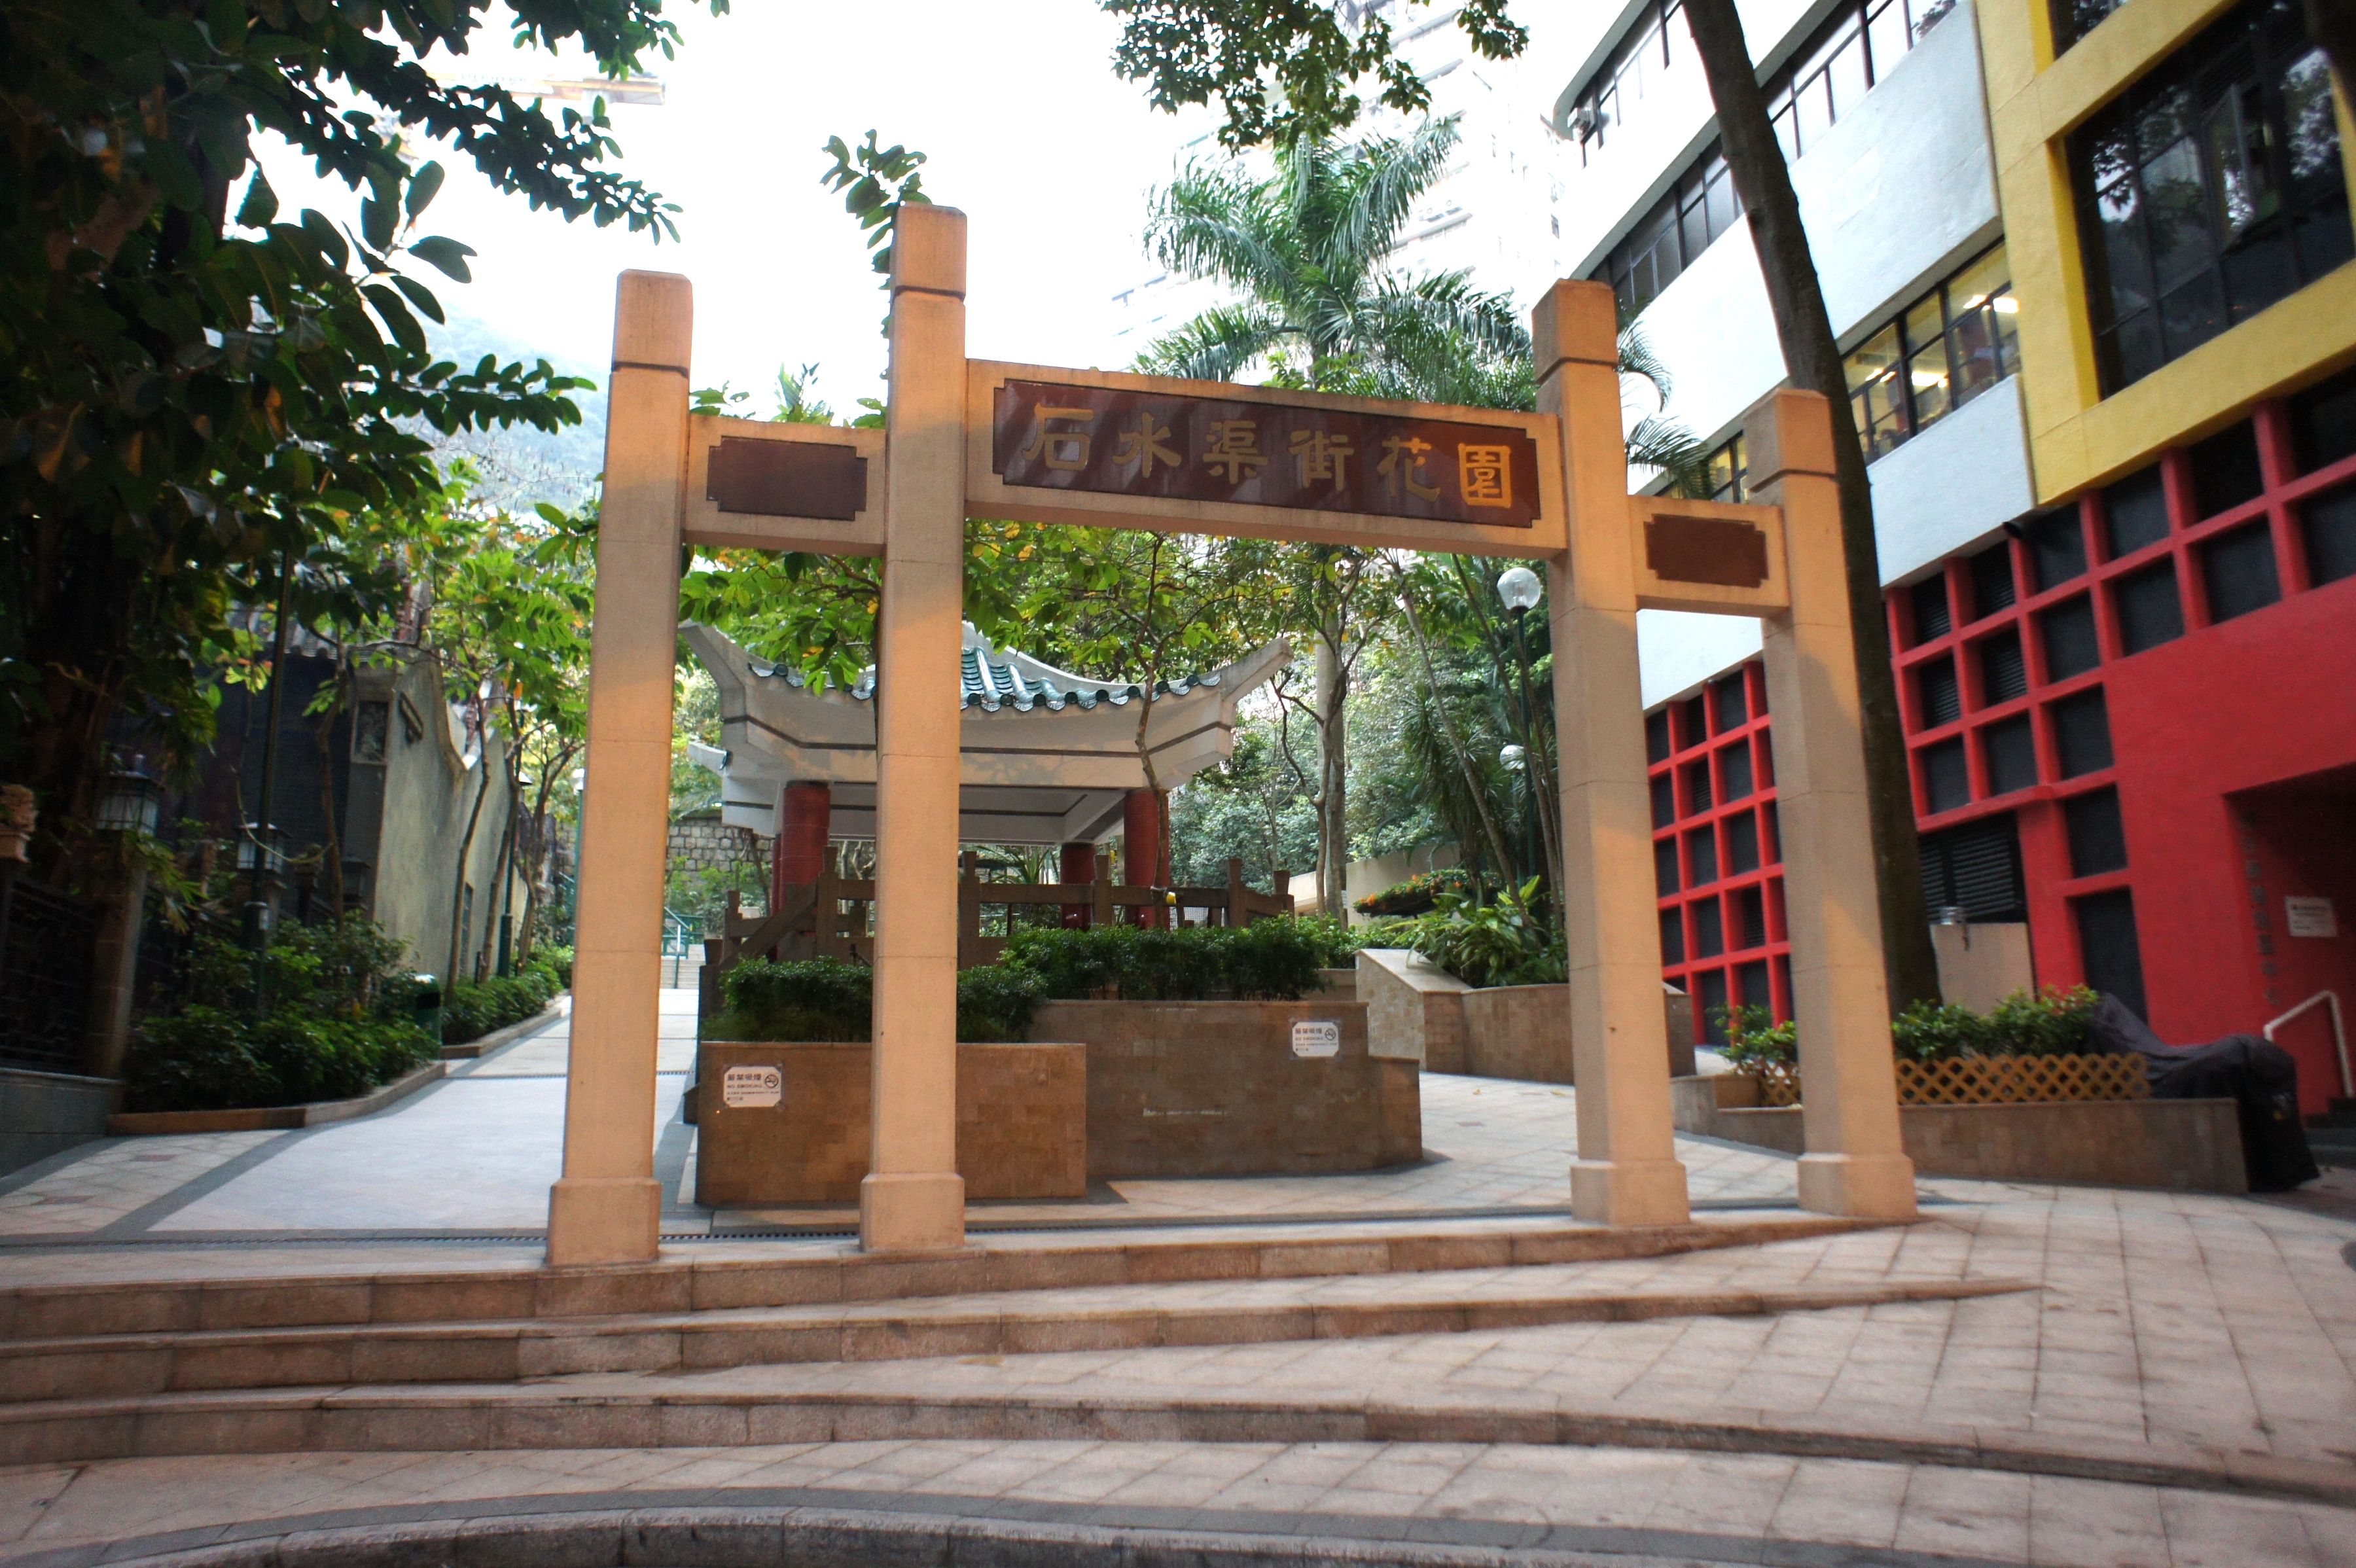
1353;866;1474;916
1711;1003;1798;1069
1376;881;1564;988
440;967;560;1045
956;963;1045;1042
122;911;442;1113
526;944;575;988
1889;1000;1993;1062
1001;918;1334;1002
715;957;872;1042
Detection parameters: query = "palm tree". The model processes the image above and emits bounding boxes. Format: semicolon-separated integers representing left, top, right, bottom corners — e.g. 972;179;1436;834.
1139;118;1704;911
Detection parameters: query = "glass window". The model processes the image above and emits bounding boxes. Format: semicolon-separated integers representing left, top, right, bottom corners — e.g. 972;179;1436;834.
2051;687;2116;776
2052;0;2129;52
2199;524;2281;620
2189;421;2265;516
1867;0;1912;80
1848;324;1909;459
2064;787;2129;875
1983;715;2040;795
2026;508;2087;588
1921;737;1971;813
2302;483;2356;585
2071;0;2351;394
2113;560;2185;652
2040;596;2102;679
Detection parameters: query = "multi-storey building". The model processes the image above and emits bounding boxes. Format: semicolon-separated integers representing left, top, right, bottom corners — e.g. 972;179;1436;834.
1551;0;2353;1110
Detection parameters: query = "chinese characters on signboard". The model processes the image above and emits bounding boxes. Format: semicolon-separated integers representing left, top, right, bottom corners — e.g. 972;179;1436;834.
991;380;1542;529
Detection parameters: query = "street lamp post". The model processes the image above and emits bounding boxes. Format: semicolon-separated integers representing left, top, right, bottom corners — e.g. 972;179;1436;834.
1494;565;1558;908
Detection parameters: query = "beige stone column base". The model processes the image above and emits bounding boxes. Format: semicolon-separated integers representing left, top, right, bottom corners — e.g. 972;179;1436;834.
1571;1157;1691;1226
545;1177;662;1267
859;1171;967;1252
1797;1152;1919;1219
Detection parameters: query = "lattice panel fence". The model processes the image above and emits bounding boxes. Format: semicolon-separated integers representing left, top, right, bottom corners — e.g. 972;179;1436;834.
1739;1052;2150;1108
1895;1052;2149;1105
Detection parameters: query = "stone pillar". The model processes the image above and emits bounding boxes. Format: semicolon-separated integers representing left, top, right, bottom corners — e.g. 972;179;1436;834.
1746;390;1918;1221
1533;279;1690;1226
546;271;691;1267
1060;840;1096;928
1122;788;1164;927
862;204;969;1254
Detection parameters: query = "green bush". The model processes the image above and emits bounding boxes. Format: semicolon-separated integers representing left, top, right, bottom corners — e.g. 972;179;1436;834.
526;944;575;988
1711;1003;1798;1069
1888;985;2097;1061
441;967;560;1045
1371;882;1564;988
122;912;442;1113
1353;866;1474;916
956;962;1046;1043
714;957;872;1042
1000;918;1334;1002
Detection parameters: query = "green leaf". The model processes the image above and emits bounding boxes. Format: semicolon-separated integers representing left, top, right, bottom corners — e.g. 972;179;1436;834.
237;171;279;228
300;209;349;272
405;160;446;218
407;235;475;283
360;196;397;254
389;272;445;323
363;285;427;353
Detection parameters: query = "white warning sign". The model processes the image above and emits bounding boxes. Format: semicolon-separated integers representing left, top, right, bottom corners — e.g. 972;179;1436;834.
1290;1020;1342;1058
721;1064;783;1108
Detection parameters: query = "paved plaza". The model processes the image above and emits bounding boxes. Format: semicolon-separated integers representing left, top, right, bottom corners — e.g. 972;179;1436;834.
1;995;2351;1565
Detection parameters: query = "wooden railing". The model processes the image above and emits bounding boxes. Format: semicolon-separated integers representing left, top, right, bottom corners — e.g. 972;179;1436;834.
707;854;1293;980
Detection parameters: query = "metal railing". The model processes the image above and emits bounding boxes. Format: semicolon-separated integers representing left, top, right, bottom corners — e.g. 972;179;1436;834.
2264;989;2349;1100
662;904;702;989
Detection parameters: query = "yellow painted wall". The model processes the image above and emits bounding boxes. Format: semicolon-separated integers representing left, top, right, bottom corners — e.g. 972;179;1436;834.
1976;0;2356;501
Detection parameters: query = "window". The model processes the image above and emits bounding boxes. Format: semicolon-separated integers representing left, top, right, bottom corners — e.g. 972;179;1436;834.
1704;435;1749;502
2052;0;2129;53
1917;654;1961;725
1686;760;1713;813
1660;908;1687;964
2113;560;2185;652
1593;0;1936;309
1982;715;2039;795
2102;465;2171;557
1652;773;1677;828
1918;813;2027;921
1694;895;1725;956
2051;687;2115;776
2289;364;2356;472
1979;629;2029;704
1737;887;1769;949
2190;421;2266;516
1721;741;1755;801
2303;483;2356;584
2064;787;2129;876
1910;576;1952;642
352;701;391;763
1646;710;1673;762
2074;888;2148;1016
1688;826;1719;885
1970;541;2018;619
2200;524;2282;620
1726;810;1762;872
1656;837;1681;893
2040;597;2101;680
1712;675;1749;729
2071;0;2351;393
1921;736;1970;812
2026;510;2088;589
1679;695;1707;748
1846;243;2023;460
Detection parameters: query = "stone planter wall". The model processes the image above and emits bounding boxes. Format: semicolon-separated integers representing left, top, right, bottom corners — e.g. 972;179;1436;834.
1457;984;1697;1086
693;1041;1085;1205
1028;999;1418;1179
0;1066;115;1177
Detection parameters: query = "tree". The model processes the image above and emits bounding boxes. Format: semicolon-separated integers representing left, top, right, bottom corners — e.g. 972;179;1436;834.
1;0;719;876
1099;0;1942;1008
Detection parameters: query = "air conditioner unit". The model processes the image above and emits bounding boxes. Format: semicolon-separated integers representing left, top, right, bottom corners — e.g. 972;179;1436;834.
1567;106;1603;139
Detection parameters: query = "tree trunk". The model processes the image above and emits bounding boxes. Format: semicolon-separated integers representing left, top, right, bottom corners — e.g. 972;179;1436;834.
1675;0;1941;1011
1399;592;1516;887
1313;621;1349;915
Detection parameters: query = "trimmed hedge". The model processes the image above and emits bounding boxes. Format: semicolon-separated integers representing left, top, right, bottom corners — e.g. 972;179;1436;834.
711;918;1344;1043
440;963;562;1045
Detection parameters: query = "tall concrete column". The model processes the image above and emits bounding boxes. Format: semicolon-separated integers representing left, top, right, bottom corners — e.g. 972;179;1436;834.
547;270;691;1267
1533;279;1690;1226
1059;840;1095;928
863;204;969;1253
1122;788;1164;927
1746;390;1918;1220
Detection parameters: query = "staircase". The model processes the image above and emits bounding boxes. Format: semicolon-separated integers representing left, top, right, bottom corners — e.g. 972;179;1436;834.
0;1216;2032;1466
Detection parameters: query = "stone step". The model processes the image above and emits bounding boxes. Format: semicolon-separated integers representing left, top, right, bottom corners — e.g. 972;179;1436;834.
0;1264;2029;1425
13;1350;2349;1512
0;1215;1872;1341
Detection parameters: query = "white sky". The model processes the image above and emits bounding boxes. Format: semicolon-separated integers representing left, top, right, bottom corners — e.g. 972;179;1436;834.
258;0;1216;412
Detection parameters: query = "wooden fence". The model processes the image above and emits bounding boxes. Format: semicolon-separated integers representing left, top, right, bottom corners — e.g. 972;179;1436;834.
1736;1052;2152;1109
708;854;1294;978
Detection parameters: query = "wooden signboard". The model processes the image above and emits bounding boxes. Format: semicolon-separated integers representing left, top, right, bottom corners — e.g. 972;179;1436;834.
965;361;1565;556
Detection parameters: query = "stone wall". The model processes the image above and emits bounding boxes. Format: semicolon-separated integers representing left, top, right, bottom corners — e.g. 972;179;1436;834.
1355;949;1471;1071
1459;984;1698;1085
692;1041;1084;1204
1675;1074;2249;1192
0;1067;114;1178
669;814;770;879
1028;999;1418;1178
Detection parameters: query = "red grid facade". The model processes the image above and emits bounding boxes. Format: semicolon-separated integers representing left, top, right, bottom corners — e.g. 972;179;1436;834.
1649;381;2356;1060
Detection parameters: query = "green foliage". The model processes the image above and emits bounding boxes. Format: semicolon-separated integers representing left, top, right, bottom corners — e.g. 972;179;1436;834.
821;131;931;281
1889;986;2099;1061
122;911;435;1112
1711;1004;1799;1069
955;963;1047;1046
1002;918;1338;1003
1887;1001;1991;1063
1285;913;1367;967
715;957;873;1042
1374;882;1563;988
441;967;560;1046
1102;0;1527;149
2;0;712;846
1355;866;1475;916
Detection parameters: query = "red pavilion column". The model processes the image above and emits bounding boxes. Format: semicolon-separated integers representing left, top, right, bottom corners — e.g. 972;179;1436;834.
772;781;832;912
1059;840;1096;928
1122;787;1165;928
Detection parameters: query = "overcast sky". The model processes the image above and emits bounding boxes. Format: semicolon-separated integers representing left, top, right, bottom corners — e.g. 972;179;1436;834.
258;0;1217;415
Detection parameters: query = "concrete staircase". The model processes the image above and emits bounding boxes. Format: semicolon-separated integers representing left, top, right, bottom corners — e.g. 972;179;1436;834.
0;1217;2030;1465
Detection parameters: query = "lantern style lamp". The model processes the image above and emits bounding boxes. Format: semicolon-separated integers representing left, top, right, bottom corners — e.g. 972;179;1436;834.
1494;565;1543;615
96;765;163;835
